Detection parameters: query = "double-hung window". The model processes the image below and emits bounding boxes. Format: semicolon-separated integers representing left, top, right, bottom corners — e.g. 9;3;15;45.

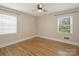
58;16;73;34
0;14;17;35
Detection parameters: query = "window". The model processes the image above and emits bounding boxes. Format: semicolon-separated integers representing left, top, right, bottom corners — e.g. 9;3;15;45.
58;16;73;34
0;14;17;35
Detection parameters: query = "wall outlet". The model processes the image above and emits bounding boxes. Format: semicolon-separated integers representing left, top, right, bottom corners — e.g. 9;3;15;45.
64;37;69;40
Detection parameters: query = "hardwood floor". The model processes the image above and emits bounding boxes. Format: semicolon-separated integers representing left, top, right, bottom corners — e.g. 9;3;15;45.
0;37;79;56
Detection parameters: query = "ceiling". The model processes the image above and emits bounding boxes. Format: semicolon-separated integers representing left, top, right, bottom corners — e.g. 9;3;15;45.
0;3;79;16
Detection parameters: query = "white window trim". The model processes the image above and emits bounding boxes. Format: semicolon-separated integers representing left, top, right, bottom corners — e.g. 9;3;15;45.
0;14;17;35
57;16;73;34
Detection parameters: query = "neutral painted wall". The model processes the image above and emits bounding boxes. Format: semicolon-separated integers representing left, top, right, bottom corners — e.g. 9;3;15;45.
37;12;79;43
0;6;79;47
0;11;36;44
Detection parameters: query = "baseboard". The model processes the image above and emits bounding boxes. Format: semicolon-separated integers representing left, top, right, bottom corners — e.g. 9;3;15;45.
36;35;79;46
0;35;79;48
0;35;36;48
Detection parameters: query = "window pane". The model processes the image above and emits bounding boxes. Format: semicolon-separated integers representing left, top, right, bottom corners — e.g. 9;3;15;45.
58;16;72;33
0;14;17;35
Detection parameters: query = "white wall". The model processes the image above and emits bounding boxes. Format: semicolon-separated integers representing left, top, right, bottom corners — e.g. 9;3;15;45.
0;12;36;46
37;12;79;43
0;6;79;47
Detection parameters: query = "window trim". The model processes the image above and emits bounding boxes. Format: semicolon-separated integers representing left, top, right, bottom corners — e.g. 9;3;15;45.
57;16;73;34
0;14;17;35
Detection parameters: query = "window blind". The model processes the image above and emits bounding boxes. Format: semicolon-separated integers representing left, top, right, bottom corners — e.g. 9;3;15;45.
0;14;17;35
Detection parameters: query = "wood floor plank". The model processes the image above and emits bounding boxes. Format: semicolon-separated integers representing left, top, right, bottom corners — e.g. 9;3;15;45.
0;37;79;56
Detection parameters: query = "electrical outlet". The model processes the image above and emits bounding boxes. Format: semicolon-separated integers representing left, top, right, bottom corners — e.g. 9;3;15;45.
64;37;69;40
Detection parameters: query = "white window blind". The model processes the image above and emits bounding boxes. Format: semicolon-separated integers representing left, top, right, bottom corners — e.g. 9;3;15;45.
0;14;17;35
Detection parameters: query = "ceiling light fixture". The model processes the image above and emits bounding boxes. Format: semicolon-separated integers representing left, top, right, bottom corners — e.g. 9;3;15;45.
32;3;47;13
38;9;42;12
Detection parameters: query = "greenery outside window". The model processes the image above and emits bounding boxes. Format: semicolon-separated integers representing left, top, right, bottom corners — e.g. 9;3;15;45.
58;16;73;34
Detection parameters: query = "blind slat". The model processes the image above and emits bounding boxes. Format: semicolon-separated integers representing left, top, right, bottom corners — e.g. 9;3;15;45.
0;14;17;35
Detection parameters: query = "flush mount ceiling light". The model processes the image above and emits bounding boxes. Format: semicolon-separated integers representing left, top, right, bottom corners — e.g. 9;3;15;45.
32;3;47;12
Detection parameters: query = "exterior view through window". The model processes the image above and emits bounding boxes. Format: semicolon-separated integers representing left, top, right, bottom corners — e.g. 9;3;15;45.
58;16;73;34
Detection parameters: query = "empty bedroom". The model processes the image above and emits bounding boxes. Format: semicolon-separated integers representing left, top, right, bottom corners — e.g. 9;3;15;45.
0;3;79;56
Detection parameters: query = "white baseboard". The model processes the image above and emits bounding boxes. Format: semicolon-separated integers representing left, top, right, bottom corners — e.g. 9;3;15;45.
36;35;79;46
0;35;36;48
0;35;79;48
